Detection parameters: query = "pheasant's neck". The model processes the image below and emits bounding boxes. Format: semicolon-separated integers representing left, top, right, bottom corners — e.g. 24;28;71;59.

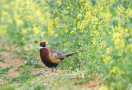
39;46;46;49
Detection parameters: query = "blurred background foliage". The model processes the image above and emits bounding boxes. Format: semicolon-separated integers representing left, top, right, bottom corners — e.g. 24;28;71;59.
0;0;132;89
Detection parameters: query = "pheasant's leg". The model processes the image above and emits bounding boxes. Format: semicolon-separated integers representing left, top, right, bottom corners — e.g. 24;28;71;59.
52;67;53;72
55;67;57;71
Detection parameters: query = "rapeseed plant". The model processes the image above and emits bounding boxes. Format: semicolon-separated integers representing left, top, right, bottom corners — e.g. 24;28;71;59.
110;66;121;76
0;0;131;89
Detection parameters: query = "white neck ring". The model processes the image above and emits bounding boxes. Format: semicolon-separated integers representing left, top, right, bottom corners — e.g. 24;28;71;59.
39;46;46;49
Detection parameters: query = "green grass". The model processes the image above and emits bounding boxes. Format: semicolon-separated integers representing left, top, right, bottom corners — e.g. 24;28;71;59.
0;59;5;63
0;66;13;77
74;78;90;85
0;0;132;89
0;54;5;62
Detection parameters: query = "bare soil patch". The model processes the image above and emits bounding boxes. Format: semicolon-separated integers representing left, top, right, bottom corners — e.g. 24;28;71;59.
0;51;100;89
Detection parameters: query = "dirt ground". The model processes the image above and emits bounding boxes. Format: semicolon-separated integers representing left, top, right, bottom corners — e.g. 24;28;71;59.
0;50;101;90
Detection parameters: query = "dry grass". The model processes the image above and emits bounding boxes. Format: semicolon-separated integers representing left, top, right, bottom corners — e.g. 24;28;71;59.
0;50;101;89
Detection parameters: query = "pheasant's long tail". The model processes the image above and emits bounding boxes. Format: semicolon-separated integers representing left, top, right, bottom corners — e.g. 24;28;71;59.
63;50;84;58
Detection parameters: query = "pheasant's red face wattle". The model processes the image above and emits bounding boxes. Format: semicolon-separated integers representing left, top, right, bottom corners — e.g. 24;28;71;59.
42;42;46;45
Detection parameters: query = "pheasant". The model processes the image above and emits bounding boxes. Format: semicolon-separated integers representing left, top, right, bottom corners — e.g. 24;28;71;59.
39;41;84;72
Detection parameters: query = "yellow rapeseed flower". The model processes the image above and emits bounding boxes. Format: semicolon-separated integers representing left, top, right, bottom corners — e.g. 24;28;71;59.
16;19;23;26
92;38;97;46
48;29;54;35
117;6;123;14
99;85;109;90
77;14;82;19
49;20;54;29
72;19;76;24
98;26;103;30
103;56;111;63
20;29;26;34
106;48;110;54
67;6;70;9
130;44;132;53
77;21;81;29
0;30;7;35
33;26;40;35
110;66;121;76
62;10;68;14
70;28;76;34
1;10;7;16
55;17;59;23
57;0;61;4
55;34;58;37
79;52;81;56
0;25;7;35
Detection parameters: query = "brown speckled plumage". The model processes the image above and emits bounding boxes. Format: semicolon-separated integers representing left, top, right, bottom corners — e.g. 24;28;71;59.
40;42;84;72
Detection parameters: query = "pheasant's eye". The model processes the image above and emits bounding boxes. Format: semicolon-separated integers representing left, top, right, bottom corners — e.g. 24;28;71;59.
42;42;45;45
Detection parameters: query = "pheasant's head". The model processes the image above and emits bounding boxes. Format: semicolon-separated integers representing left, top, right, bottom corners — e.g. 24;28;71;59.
40;42;46;49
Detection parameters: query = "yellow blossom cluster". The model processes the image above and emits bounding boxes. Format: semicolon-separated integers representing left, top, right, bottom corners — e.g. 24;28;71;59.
0;25;7;35
110;66;121;76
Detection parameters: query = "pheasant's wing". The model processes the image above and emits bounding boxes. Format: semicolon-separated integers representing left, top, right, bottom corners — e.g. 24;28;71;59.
49;49;64;60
